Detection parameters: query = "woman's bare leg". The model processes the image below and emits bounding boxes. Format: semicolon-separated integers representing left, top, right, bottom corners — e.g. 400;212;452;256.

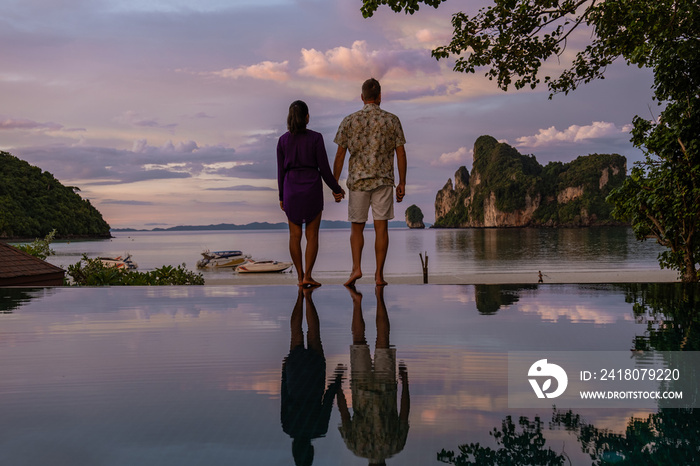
302;212;322;287
288;220;304;285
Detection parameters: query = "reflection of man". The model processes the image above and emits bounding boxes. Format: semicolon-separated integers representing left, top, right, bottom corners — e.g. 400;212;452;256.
333;78;407;286
281;287;343;466
336;286;410;465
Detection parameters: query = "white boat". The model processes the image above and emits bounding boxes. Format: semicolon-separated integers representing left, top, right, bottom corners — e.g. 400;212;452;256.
235;260;292;273
98;254;138;270
197;250;250;269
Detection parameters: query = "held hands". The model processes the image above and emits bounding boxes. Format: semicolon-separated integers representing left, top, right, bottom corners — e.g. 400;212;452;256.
333;188;346;203
396;183;405;203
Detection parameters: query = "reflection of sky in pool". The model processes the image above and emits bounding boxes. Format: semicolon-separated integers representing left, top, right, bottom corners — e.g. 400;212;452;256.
1;284;697;465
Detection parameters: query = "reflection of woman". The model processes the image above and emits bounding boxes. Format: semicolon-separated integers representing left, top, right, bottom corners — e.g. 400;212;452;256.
281;287;343;466
337;286;410;465
277;100;345;287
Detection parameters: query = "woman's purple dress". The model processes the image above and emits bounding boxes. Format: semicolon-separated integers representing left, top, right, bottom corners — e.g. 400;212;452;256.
277;130;342;225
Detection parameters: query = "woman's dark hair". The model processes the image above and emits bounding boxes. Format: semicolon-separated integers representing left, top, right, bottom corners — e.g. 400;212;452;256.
287;100;309;134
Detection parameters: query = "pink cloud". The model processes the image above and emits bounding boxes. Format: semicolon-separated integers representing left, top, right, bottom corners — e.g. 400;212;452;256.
431;146;471;167
205;60;290;82
414;28;451;45
298;40;438;81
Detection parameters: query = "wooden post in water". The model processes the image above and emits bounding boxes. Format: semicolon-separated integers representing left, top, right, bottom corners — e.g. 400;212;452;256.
419;251;429;284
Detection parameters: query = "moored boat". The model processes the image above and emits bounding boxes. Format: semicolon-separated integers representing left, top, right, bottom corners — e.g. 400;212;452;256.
98;254;138;270
197;250;250;269
235;260;292;273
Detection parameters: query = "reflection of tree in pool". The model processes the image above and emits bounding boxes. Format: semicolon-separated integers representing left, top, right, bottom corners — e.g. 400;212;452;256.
474;285;537;315
439;408;699;466
622;283;700;352
545;284;700;464
551;407;699;465
624;284;700;410
441;284;700;465
437;415;566;465
0;288;40;313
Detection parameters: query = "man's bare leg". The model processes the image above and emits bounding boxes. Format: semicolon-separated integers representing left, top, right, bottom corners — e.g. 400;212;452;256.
346;285;366;345
344;222;365;286
374;219;389;286
375;285;389;348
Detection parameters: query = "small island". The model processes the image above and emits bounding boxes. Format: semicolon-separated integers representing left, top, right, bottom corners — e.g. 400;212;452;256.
434;135;627;228
0;151;111;239
405;204;425;229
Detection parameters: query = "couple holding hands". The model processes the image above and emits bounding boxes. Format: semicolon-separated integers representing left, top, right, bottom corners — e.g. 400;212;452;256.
277;78;407;287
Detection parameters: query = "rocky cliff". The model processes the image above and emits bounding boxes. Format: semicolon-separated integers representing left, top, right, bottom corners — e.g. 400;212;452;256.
434;136;627;228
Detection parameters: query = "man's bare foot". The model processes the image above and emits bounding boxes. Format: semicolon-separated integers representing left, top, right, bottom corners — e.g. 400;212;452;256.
302;276;322;287
344;269;362;287
375;274;388;286
297;272;305;286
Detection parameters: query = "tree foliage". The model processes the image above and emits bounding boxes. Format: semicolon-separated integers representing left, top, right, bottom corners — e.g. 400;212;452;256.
361;0;697;96
13;229;57;260
0;151;111;239
607;67;699;281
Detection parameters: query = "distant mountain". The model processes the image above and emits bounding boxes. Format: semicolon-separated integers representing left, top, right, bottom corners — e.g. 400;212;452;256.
0;151;111;239
113;220;412;232
434;135;628;228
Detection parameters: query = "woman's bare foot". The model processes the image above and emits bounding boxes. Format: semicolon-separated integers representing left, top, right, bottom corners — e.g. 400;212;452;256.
375;273;387;286
344;269;362;287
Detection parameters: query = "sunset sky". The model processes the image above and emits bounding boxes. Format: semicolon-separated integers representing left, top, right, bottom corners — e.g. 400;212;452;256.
1;0;657;229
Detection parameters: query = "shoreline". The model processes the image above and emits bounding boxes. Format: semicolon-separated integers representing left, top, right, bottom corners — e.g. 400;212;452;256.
202;268;680;286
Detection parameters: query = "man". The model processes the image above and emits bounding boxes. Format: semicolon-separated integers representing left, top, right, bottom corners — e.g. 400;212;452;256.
333;78;407;286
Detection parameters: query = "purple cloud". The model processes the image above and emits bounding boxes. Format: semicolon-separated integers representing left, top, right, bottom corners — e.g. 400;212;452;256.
0;117;63;131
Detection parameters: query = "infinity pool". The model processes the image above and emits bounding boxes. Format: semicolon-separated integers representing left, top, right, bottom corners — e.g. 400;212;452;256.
1;284;698;465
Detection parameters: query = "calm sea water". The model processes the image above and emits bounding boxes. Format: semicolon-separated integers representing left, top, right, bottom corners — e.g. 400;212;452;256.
40;227;665;280
1;284;697;465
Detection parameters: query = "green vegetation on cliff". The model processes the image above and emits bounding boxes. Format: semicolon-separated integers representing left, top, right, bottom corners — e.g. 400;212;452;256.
534;153;627;225
0;151;111;238
406;204;424;224
471;135;541;218
434;136;627;227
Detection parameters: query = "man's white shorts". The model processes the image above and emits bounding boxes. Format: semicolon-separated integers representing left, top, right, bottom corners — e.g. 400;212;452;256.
348;185;394;223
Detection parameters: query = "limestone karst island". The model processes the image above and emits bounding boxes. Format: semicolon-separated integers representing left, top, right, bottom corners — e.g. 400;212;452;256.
434;135;627;228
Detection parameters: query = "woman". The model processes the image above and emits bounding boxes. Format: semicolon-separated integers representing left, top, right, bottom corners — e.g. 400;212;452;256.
277;100;345;287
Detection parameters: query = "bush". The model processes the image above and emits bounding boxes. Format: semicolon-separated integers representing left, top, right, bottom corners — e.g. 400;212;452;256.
14;229;57;260
66;255;205;286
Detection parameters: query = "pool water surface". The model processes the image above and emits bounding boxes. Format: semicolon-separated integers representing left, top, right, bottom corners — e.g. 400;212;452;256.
1;284;698;465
